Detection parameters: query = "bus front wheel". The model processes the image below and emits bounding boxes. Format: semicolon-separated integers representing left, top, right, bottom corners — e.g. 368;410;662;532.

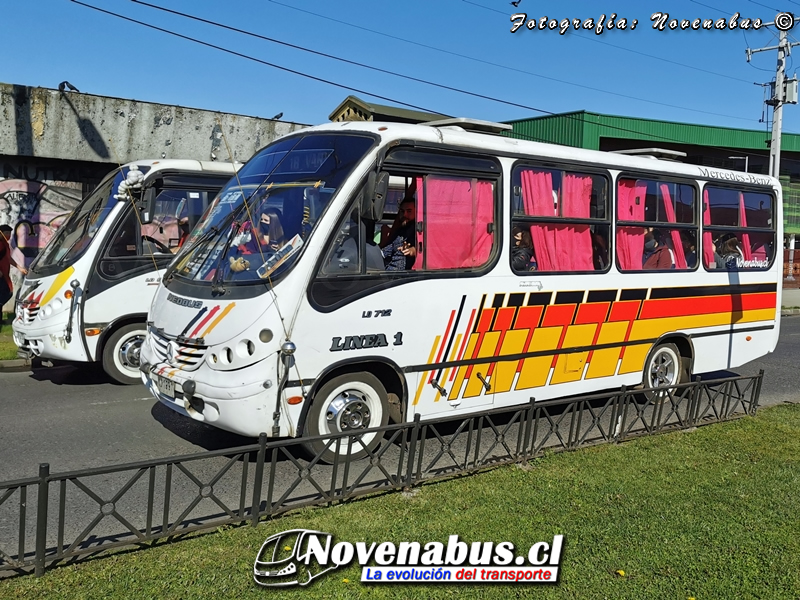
641;342;688;400
102;323;148;385
304;372;389;464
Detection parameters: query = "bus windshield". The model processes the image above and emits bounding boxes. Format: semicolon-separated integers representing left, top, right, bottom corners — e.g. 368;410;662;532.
171;133;375;286
31;166;150;274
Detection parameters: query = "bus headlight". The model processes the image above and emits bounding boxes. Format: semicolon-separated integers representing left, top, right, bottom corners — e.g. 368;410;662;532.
205;335;272;371
236;339;256;358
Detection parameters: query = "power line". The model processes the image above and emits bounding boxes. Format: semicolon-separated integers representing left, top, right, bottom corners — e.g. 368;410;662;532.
746;0;786;11
130;0;759;124
267;0;757;92
460;0;756;85
69;1;446;117
688;0;733;15
72;1;786;164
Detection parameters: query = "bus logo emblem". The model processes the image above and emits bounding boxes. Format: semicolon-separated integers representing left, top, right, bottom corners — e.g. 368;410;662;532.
166;341;180;365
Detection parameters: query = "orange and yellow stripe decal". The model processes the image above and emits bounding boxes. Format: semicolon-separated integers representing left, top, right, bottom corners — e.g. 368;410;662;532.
419;286;776;403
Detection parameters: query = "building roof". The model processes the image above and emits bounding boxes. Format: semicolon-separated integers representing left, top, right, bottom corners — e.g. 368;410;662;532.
328;95;447;124
505;110;800;152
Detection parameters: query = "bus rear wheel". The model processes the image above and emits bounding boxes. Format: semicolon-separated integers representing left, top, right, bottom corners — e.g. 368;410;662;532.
304;372;389;464
102;323;148;385
641;342;688;401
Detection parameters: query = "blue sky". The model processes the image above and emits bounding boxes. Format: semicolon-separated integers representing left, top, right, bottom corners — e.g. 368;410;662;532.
5;0;800;135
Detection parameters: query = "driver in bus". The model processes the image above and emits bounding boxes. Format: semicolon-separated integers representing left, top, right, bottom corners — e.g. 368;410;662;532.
379;197;417;270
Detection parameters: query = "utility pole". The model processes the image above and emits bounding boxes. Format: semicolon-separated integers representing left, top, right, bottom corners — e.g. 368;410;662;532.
747;18;800;280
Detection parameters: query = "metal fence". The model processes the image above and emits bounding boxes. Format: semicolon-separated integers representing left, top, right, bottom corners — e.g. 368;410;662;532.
0;371;762;578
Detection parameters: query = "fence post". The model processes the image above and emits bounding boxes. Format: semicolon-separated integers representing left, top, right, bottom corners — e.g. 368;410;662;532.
34;463;50;577
615;386;629;443
689;376;702;426
404;414;421;490
521;397;536;461
753;369;765;415
251;433;267;527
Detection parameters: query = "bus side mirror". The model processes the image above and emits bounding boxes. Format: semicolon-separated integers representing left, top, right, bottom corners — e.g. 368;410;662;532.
360;171;389;221
138;187;157;224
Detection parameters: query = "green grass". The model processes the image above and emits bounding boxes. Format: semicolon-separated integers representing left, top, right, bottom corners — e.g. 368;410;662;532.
3;404;800;599
0;312;17;360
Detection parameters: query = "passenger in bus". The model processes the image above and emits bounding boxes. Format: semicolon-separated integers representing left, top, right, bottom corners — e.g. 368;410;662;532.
718;235;743;271
379;197;416;270
680;230;697;268
236;208;285;257
257;208;286;253
511;225;537;272
592;230;609;270
642;228;672;270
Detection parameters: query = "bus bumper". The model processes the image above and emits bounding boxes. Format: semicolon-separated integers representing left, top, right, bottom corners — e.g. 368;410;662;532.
140;359;294;438
11;319;87;362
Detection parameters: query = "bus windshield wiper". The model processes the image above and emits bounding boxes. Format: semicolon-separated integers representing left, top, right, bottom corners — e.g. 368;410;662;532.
210;221;240;294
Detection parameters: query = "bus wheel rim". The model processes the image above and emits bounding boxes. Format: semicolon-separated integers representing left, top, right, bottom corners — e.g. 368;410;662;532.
117;334;145;373
317;381;383;454
649;349;676;388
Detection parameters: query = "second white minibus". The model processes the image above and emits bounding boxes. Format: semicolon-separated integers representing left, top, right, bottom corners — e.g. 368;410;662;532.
13;160;236;383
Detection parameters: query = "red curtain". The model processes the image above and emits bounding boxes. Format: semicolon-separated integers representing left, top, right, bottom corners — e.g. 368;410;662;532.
738;192;753;261
411;176;423;270
702;189;715;268
616;179;647;270
559;174;594;271
419;176;494;270
658;183;687;269
521;170;557;271
465;181;494;267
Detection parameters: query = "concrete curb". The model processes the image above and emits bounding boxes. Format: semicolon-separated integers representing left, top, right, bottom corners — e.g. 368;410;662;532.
0;358;30;373
782;308;800;316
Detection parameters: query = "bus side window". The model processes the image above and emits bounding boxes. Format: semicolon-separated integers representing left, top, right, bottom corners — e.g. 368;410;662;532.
703;187;775;270
512;166;609;273
616;178;697;272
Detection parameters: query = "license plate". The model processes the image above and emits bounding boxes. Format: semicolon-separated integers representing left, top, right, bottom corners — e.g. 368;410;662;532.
156;375;175;399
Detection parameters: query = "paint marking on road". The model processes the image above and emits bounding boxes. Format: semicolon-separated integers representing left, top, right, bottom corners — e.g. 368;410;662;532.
90;397;154;406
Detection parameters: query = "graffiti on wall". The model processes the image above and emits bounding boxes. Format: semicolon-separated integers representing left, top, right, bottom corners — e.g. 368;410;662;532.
0;178;81;305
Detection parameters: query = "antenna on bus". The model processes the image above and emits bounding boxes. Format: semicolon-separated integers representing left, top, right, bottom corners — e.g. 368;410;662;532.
610;148;688;162
421;117;513;135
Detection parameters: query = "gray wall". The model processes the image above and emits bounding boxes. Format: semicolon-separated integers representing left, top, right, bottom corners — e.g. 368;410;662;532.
0;83;306;164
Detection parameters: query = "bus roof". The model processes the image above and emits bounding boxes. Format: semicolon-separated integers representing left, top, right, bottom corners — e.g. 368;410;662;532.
297;121;779;189
123;159;240;176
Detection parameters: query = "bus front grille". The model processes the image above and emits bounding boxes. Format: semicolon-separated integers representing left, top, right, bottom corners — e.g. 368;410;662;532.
148;328;208;371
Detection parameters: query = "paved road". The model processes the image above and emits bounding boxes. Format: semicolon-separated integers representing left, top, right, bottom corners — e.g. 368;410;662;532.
1;316;798;482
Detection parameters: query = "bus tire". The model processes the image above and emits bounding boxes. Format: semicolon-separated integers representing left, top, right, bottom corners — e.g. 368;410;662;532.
641;342;688;401
304;372;389;464
102;323;148;385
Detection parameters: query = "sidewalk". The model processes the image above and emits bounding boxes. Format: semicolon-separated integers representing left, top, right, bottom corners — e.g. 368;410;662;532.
782;288;800;315
0;357;30;372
